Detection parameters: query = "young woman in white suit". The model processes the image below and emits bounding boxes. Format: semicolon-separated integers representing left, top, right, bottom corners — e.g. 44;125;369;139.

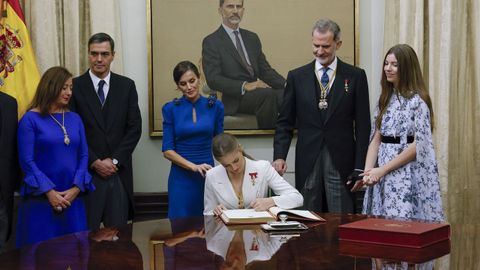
204;133;303;216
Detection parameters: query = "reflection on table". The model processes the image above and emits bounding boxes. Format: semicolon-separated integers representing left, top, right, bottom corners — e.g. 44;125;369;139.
150;214;450;270
204;215;285;266
0;224;142;270
0;213;452;269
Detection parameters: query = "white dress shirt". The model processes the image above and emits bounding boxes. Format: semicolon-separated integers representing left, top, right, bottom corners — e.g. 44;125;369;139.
89;70;111;99
315;57;338;94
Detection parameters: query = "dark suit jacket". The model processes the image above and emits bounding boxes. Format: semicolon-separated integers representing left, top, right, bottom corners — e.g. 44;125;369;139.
202;26;285;115
0;91;19;239
274;59;370;190
70;71;142;218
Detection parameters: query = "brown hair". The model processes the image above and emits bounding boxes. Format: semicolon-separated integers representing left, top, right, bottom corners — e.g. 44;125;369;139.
28;66;72;115
212;133;253;160
376;44;434;131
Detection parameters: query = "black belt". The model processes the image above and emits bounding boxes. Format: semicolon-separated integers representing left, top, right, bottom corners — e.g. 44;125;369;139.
381;135;414;144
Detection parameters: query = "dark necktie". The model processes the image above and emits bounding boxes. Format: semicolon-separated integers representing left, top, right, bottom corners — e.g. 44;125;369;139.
321;67;330;88
233;30;254;77
97;80;105;105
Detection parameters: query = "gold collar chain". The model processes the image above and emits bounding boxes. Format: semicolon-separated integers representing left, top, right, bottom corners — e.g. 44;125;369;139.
314;67;337;110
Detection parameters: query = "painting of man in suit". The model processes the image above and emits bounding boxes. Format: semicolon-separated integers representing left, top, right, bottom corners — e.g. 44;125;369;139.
202;0;285;129
70;33;142;230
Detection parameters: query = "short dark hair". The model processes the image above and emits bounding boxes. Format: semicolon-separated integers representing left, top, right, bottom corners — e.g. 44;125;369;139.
88;32;115;52
312;19;341;41
29;66;72;115
173;61;200;85
219;0;243;7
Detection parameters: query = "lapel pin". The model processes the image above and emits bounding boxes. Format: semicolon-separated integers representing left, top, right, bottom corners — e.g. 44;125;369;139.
249;172;258;186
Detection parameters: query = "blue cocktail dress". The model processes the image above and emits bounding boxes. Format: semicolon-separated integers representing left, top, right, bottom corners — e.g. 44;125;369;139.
16;111;94;247
162;96;224;219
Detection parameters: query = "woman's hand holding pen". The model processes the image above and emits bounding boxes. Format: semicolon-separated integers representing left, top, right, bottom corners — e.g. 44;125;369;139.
249;198;275;211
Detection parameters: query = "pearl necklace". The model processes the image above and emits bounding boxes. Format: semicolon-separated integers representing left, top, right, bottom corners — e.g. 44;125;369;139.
49;110;70;145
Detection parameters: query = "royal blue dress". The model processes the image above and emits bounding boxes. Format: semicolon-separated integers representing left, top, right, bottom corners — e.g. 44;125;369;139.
162;96;224;219
16;111;95;247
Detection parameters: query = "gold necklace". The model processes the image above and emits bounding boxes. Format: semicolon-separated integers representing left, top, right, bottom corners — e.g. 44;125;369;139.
49;110;70;145
236;190;244;209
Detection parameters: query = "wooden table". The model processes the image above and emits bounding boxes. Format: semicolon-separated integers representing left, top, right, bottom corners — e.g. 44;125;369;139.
0;213;450;269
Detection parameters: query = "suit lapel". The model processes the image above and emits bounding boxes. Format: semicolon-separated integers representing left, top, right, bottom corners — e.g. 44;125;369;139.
218;27;253;76
240;29;258;74
242;158;257;203
324;60;347;124
80;72;106;131
218;27;243;66
301;61;324;121
214;167;238;209
102;73;119;132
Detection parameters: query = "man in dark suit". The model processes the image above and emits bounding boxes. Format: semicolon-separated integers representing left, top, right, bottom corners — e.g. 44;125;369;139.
202;0;285;129
0;92;18;253
70;33;142;230
273;19;370;213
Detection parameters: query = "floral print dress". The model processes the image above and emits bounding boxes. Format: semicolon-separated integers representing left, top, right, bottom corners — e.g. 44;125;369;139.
362;94;444;222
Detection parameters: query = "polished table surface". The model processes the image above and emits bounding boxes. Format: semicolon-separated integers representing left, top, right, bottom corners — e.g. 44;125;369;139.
0;213;450;270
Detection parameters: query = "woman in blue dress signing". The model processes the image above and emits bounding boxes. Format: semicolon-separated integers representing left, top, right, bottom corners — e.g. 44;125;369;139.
16;66;95;247
162;61;224;219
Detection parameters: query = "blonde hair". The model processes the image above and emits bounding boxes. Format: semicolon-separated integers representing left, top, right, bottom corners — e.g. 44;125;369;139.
212;133;254;160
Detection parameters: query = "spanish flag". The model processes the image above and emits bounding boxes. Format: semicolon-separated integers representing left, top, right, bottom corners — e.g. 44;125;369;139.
0;0;39;117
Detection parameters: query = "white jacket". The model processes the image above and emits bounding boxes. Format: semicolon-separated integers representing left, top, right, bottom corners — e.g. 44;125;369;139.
204;158;303;215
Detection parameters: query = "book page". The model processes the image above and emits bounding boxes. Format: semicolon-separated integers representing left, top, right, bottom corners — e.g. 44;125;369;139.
269;207;322;221
223;209;275;219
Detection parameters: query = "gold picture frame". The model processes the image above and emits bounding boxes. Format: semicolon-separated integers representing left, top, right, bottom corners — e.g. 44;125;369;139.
147;0;359;136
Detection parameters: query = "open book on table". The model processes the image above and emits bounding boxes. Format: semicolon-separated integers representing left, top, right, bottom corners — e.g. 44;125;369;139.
220;207;325;225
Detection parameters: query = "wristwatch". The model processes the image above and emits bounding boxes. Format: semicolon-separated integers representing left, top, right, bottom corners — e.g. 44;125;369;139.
112;158;119;166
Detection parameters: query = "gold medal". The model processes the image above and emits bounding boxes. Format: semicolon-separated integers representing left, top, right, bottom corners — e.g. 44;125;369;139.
318;99;328;110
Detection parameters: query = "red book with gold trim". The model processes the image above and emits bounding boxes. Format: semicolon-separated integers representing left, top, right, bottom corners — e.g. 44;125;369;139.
338;218;450;248
339;239;450;263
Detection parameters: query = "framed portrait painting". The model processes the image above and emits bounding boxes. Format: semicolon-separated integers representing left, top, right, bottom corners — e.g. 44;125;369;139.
148;0;359;136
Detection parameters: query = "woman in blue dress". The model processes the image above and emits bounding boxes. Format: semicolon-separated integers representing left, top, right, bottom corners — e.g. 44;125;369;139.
16;66;95;247
162;61;224;219
355;44;444;270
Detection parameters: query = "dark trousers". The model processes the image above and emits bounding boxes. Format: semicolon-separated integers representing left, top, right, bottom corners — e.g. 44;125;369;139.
87;174;129;230
301;146;355;213
237;88;283;129
0;200;7;253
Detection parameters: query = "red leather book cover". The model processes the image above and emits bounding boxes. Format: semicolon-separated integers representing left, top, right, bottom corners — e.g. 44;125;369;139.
339;239;451;263
338;218;450;248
